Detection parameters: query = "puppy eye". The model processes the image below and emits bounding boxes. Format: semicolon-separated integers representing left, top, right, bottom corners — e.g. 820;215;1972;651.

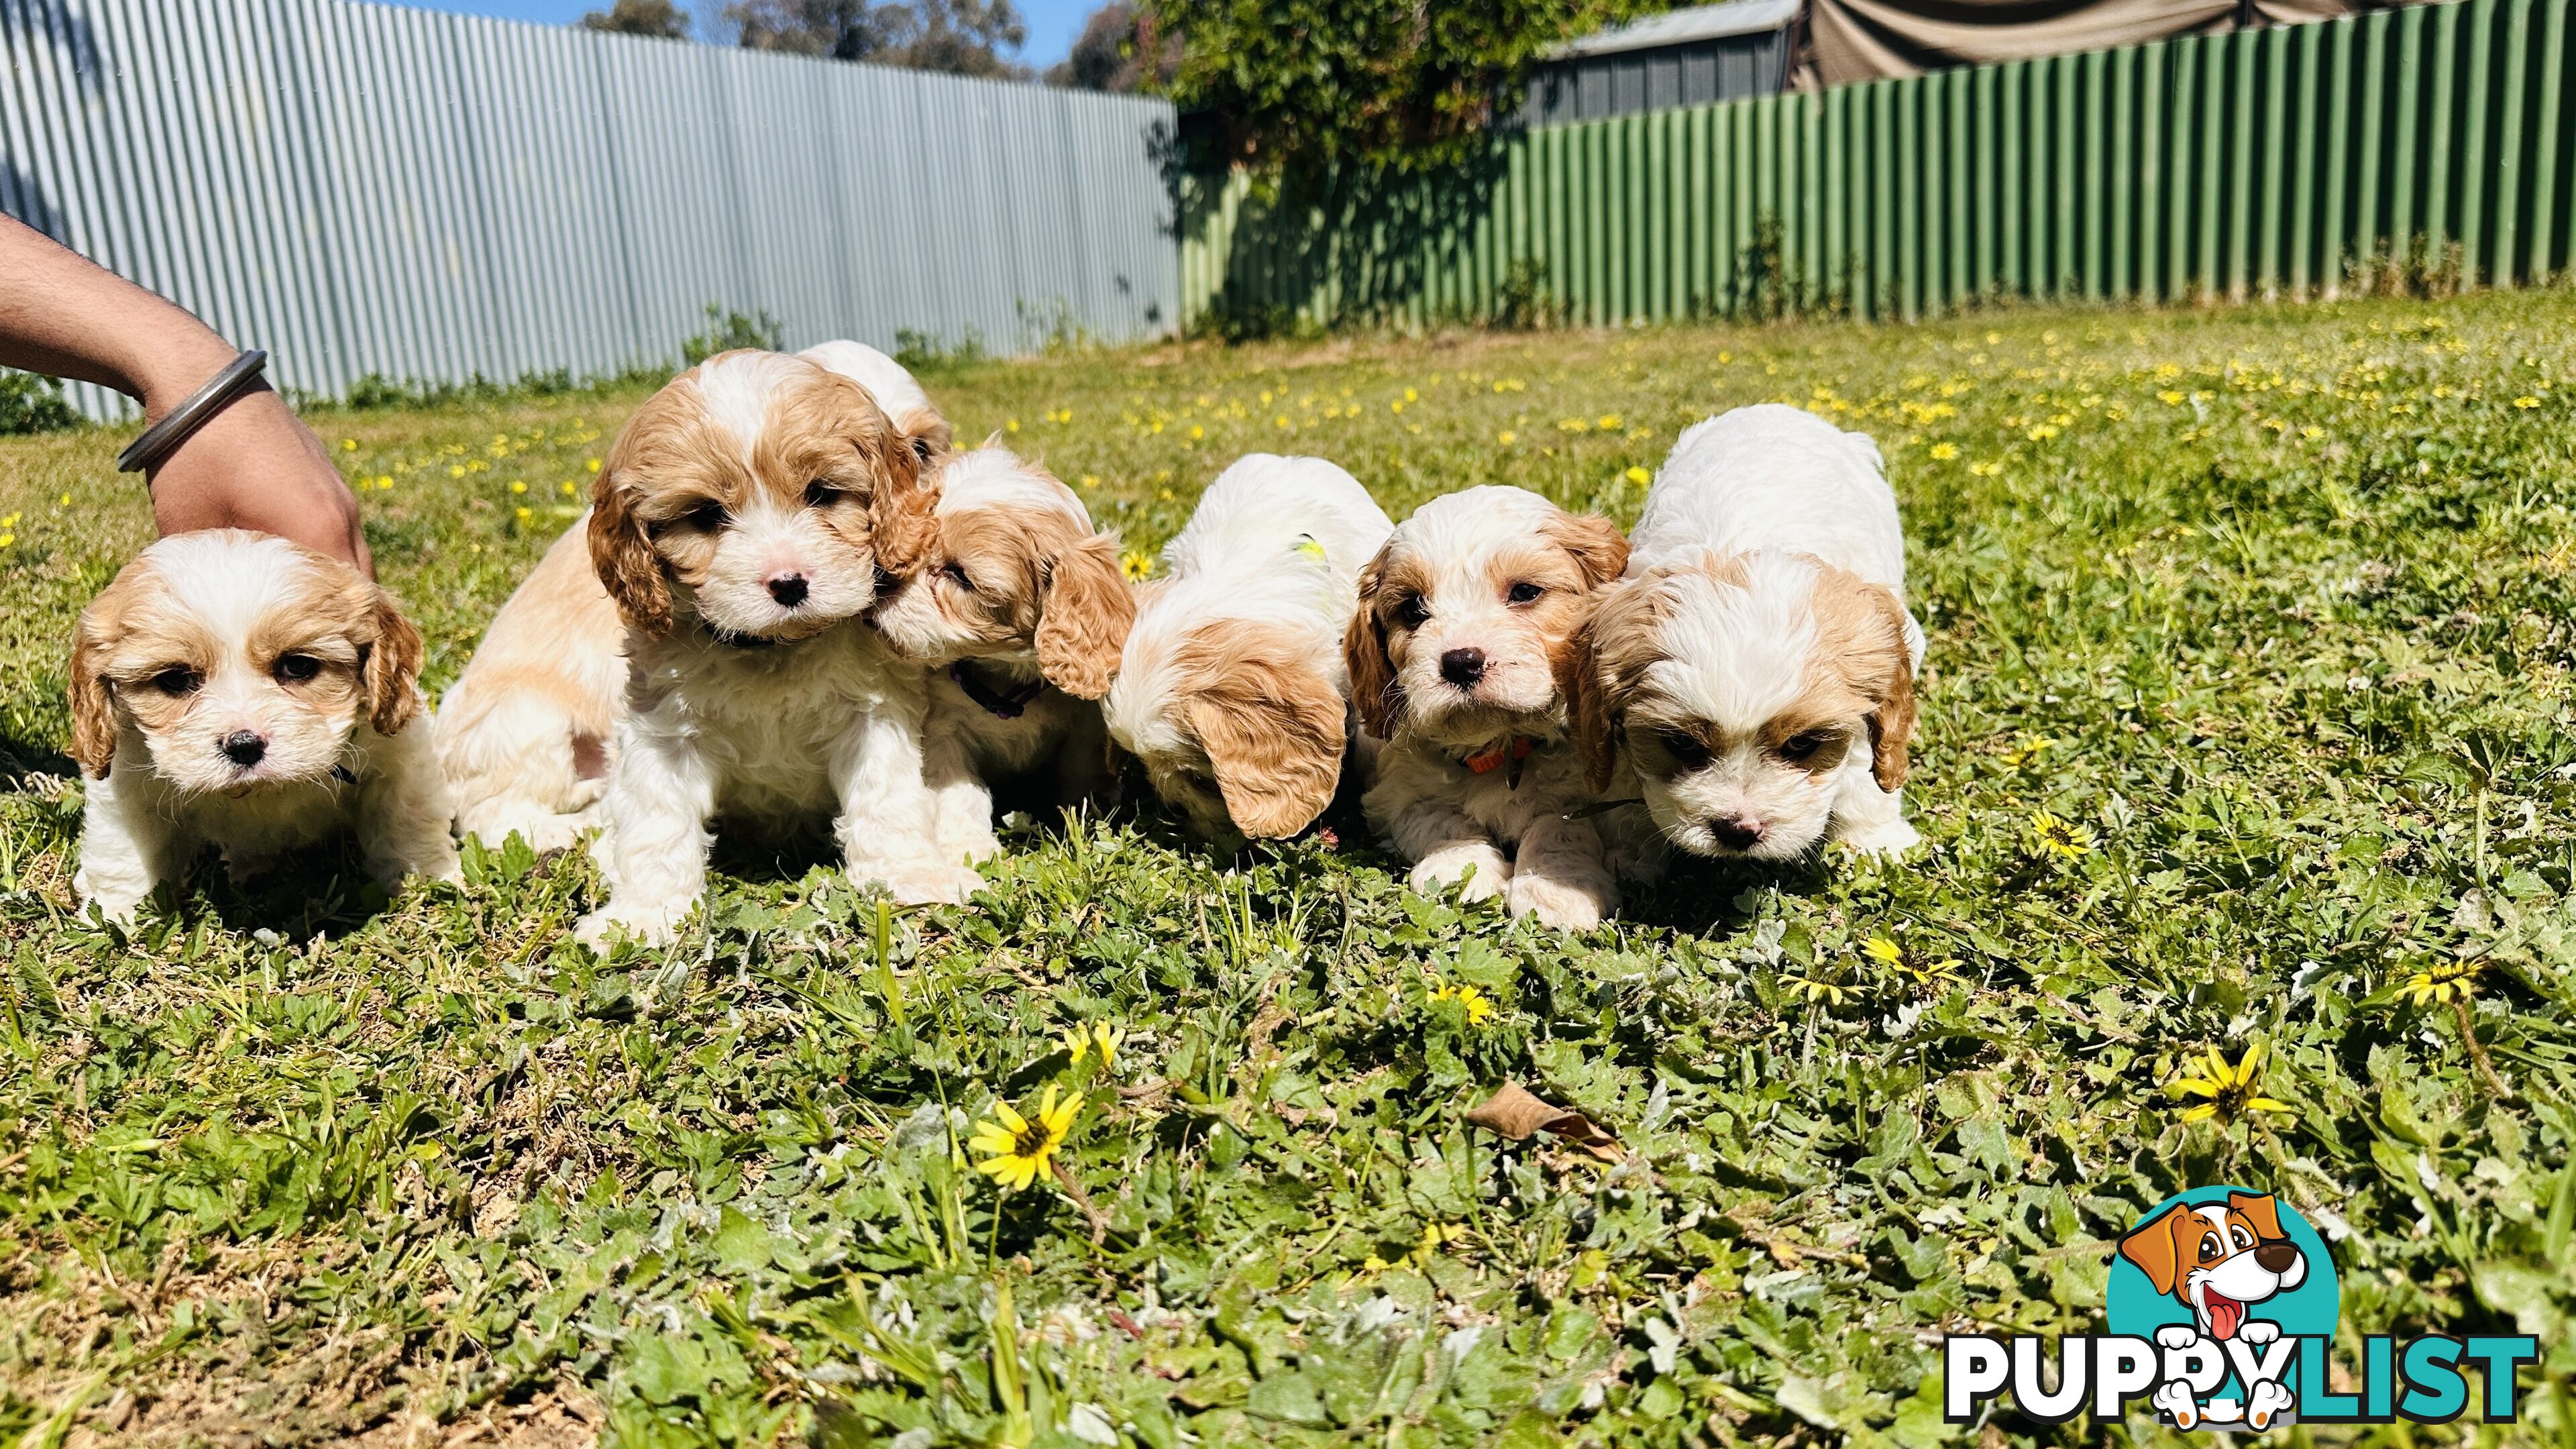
272;653;323;684
148;665;202;696
1655;729;1711;769
941;562;976;592
655;499;728;537
1776;731;1829;761
1505;581;1544;605
805;480;845;508
1391;594;1429;628
911;437;934;463
2230;1226;2253;1250
2200;1232;2224;1261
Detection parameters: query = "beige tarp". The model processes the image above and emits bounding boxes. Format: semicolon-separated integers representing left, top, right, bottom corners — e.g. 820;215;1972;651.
1804;0;2358;86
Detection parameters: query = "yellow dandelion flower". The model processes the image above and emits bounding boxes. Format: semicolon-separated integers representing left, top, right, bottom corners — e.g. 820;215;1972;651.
2516;396;2542;409
2300;425;2325;440
1929;442;1959;460
1625;466;1651;484
514;506;531;522
968;1084;1081;1193
1968;461;2003;478
1497;430;1516;445
1005;419;1020;433
1080;475;1099;489
2029;809;2094;860
586;458;602;473
1410;1221;1464;1265
1189;424;1204;439
1059;1020;1124;1070
57;493;70;506
509;480;527;494
1998;733;2056;767
1405;388;1419;402
2159;390;2186;405
2165;1040;2292;1124
1782;973;1849;1007
1597;414;1622;429
1862;934;1963;990
0;534;15;549
1119;549;1154;582
2399;960;2480;1007
1428;981;1495;1026
2026;423;2061;441
341;438;357;451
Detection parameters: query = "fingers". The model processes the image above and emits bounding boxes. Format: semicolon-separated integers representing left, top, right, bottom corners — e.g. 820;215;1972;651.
144;387;373;576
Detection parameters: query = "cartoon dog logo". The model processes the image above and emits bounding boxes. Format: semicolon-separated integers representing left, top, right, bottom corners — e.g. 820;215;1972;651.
2116;1190;2308;1342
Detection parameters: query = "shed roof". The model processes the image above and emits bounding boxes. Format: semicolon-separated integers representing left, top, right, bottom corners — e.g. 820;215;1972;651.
1548;0;1803;58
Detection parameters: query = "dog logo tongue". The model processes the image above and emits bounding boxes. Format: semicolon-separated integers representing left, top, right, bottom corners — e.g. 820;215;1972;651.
2206;1291;2245;1340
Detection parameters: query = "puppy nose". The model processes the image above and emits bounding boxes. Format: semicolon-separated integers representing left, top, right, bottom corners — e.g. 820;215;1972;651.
1439;647;1486;687
2253;1242;2299;1273
221;731;267;766
766;574;809;607
1709;816;1765;850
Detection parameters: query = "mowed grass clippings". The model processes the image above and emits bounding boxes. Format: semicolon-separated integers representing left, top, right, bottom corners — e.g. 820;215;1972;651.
1;294;2573;1448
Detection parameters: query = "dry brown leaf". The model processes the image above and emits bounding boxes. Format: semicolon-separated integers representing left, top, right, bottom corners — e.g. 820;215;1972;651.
1463;1081;1623;1162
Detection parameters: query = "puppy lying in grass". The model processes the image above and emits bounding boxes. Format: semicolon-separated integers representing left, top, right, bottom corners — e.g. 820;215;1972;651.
1102;454;1392;843
867;446;1134;867
1568;405;1925;861
1346;486;1654;930
68;530;458;922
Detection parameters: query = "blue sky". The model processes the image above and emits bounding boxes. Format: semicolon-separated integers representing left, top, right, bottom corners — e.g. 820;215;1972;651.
388;0;1097;66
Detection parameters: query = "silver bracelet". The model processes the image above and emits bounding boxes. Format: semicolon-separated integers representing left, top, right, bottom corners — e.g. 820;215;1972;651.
117;349;268;474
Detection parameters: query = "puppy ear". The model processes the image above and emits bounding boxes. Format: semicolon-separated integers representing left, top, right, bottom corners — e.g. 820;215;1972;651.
865;422;938;578
2229;1193;2286;1242
66;615;118;780
1860;584;1918;793
1035;532;1135;700
1544;511;1631;590
2116;1207;2188;1297
364;588;427;737
1342;553;1401;739
589;468;673;638
1185;659;1345;839
1560;615;1619;793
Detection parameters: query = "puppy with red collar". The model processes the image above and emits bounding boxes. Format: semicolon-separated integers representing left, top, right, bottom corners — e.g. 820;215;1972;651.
1344;486;1655;930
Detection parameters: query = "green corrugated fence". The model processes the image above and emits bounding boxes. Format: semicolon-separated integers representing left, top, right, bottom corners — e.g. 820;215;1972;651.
1177;0;2573;331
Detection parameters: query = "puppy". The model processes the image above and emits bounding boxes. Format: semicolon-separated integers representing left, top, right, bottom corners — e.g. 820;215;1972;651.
2117;1192;2309;1342
1101;454;1392;843
1346;487;1648;929
574;348;964;949
68;530;459;921
437;341;949;853
1567;405;1924;860
867;447;1133;865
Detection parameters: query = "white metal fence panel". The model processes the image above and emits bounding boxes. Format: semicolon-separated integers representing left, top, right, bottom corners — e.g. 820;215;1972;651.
1;0;1179;418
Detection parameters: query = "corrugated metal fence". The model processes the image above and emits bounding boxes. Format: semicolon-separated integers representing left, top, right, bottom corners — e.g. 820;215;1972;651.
2;0;1179;418
1181;0;2565;330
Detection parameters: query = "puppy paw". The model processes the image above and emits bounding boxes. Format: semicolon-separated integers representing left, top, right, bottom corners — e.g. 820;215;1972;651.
575;902;688;953
2154;1326;2202;1352
873;861;985;907
2236;1319;2279;1346
1507;873;1605;931
2246;1379;2294;1431
1833;817;1921;857
2151;1381;2201;1430
1412;844;1510;902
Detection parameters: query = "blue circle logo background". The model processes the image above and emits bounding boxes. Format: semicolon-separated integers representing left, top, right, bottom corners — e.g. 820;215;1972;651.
2106;1186;2341;1340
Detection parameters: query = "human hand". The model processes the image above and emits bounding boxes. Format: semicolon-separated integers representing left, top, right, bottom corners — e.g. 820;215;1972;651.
140;368;372;577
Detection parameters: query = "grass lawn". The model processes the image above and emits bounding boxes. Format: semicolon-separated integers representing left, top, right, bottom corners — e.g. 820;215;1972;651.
3;292;2573;1448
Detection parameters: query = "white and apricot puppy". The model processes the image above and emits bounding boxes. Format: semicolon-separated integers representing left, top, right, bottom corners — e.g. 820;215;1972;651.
1102;454;1393;843
1345;487;1646;930
68;530;459;921
1568;405;1924;861
575;349;963;951
868;447;1134;865
437;341;949;853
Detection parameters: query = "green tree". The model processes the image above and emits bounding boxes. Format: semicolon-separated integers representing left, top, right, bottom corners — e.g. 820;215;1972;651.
579;0;692;38
725;0;1028;76
1144;0;1645;172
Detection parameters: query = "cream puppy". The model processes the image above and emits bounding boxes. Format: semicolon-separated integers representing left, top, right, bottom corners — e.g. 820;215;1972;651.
437;341;948;853
1568;405;1923;860
1346;487;1644;929
1101;454;1392;842
575;349;964;950
68;530;459;922
867;447;1133;864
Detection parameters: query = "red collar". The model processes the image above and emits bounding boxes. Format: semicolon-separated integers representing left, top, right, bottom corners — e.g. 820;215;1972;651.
1460;735;1537;788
